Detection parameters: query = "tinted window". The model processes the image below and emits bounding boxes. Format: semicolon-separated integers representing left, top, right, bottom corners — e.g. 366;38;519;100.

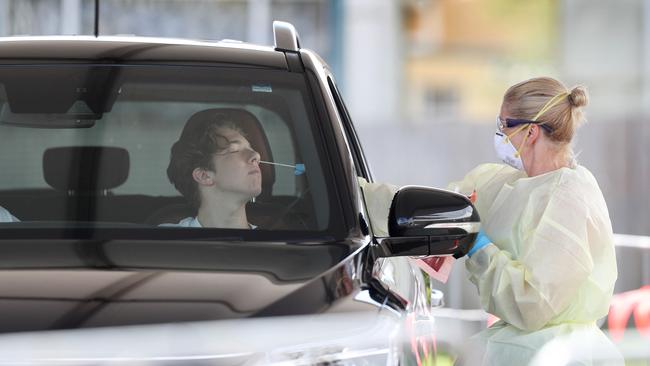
0;65;342;238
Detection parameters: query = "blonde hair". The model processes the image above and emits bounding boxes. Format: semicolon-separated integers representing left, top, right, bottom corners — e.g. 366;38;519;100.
502;77;588;164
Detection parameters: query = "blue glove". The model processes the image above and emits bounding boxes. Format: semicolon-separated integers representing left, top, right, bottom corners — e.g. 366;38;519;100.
468;230;491;258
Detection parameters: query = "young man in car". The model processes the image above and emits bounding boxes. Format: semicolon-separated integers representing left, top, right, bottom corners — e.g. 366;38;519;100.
164;110;262;229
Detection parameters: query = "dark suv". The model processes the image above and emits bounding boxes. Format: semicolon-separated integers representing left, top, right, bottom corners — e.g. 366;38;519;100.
0;21;478;364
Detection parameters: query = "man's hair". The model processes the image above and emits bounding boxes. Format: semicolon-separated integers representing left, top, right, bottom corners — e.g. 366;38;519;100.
167;110;245;209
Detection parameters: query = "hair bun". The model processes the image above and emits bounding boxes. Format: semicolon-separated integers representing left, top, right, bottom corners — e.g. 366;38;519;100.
568;86;588;108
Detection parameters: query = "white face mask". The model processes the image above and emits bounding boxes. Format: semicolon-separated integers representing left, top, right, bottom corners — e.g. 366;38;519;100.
494;131;524;170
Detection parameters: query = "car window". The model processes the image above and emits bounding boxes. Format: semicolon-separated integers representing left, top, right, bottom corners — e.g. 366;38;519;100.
0;64;342;237
327;76;372;180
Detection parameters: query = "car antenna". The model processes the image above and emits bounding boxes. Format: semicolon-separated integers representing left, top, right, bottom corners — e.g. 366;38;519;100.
94;0;100;37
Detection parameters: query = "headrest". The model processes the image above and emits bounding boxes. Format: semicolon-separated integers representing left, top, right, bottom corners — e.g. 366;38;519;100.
184;108;275;196
43;146;129;192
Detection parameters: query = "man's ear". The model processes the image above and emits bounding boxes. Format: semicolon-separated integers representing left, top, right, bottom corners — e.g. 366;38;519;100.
192;167;214;186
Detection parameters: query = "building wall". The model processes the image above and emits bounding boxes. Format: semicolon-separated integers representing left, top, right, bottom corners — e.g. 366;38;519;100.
561;0;648;119
341;0;401;126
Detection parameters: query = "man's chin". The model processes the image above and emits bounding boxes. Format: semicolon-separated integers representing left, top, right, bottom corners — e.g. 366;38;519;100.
247;189;262;202
252;186;262;197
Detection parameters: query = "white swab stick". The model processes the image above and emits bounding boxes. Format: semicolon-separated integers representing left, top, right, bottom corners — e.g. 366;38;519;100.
259;160;295;168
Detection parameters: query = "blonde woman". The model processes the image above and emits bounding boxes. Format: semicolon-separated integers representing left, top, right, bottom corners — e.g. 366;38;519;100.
451;77;619;365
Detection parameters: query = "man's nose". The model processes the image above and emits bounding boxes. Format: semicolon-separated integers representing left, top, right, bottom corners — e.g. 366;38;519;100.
249;149;261;164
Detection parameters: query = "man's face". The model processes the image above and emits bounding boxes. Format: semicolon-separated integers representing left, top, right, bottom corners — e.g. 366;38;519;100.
209;127;262;200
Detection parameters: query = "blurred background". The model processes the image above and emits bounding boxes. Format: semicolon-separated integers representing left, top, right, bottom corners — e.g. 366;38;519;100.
1;0;648;308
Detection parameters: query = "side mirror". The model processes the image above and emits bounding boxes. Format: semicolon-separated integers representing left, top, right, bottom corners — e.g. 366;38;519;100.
377;186;480;258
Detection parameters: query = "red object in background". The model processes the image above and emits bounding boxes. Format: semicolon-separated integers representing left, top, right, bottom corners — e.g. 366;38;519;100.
608;285;650;341
468;190;477;203
421;256;447;272
406;313;436;366
413;256;455;283
487;313;500;328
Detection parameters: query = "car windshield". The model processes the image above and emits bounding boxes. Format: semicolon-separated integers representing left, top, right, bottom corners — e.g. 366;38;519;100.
0;64;342;239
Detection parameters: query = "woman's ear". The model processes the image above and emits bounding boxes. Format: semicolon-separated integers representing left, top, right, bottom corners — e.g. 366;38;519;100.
192;167;214;186
527;124;541;144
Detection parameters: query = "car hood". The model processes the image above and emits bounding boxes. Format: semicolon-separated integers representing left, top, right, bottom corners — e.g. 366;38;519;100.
0;239;357;333
0;311;402;365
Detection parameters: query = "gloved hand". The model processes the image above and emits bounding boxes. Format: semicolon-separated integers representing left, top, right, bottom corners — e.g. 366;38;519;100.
468;229;491;257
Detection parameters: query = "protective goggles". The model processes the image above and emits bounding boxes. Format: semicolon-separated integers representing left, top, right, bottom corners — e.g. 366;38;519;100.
496;116;554;134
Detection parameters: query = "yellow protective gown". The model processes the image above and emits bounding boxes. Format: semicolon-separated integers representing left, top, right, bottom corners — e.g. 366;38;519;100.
357;177;398;237
449;163;619;365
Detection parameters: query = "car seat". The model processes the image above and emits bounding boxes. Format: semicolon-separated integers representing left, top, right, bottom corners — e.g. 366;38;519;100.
43;146;129;195
36;146;130;221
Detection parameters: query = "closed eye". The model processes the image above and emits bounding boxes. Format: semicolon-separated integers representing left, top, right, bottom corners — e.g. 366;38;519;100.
216;141;247;155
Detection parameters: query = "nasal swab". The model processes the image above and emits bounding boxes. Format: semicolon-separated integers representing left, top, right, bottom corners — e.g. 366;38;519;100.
259;160;306;175
260;161;294;169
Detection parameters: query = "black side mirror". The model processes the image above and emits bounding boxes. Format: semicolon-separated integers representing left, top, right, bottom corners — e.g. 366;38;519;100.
377;186;480;258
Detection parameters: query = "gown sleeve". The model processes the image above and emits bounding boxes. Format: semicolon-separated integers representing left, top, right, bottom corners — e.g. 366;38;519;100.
357;177;399;237
447;163;514;194
465;182;595;331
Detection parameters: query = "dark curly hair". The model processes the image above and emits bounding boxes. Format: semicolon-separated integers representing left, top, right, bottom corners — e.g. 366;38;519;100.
167;110;245;209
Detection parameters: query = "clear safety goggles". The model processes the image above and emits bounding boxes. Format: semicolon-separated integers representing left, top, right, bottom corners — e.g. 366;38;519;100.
496;116;554;134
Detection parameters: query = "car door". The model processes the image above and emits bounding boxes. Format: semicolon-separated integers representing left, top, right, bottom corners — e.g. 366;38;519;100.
326;74;431;312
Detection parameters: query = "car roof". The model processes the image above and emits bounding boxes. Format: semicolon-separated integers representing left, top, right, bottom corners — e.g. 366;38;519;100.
0;36;289;69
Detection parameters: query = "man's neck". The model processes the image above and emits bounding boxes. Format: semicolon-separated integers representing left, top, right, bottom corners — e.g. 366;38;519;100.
196;194;249;229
